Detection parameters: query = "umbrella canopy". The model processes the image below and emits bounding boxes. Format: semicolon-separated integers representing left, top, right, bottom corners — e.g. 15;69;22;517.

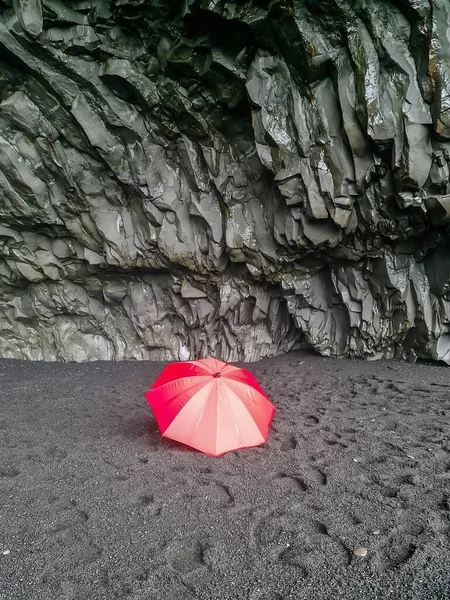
146;358;275;456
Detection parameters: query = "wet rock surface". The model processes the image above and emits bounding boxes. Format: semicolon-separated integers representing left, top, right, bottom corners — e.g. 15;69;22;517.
1;0;450;363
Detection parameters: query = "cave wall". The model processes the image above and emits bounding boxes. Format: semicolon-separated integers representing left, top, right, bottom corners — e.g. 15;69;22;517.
1;0;450;363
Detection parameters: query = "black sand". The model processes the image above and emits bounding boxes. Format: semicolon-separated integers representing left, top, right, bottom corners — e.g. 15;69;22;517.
1;351;450;600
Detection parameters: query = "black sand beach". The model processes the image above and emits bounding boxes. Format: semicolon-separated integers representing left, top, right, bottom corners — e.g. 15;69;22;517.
1;351;450;600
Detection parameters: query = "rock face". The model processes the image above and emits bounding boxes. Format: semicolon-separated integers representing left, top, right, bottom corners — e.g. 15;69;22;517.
1;0;450;363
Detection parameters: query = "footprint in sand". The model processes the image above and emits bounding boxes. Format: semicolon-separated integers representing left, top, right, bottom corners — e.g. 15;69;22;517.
323;430;348;448
280;435;297;451
165;540;207;574
271;467;327;493
252;512;293;549
198;480;234;507
45;500;89;535
278;521;350;575
139;494;162;516
272;472;308;494
0;467;20;478
374;518;427;571
304;415;319;426
382;539;417;570
307;467;328;487
250;592;284;600
45;446;68;461
277;545;309;578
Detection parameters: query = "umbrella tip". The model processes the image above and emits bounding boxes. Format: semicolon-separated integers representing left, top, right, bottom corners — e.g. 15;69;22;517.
213;372;222;378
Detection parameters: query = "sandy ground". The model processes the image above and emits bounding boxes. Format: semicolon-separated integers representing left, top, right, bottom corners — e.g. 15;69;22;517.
1;351;450;600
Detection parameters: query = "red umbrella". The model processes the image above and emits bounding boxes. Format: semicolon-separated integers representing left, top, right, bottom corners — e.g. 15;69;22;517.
146;358;275;456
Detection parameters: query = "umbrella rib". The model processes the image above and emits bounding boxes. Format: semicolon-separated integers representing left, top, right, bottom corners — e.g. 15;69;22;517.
222;379;273;436
224;378;269;405
185;360;213;375
215;381;221;456
221;371;268;400
149;377;212;430
222;381;242;449
151;375;210;399
189;381;215;445
223;381;270;440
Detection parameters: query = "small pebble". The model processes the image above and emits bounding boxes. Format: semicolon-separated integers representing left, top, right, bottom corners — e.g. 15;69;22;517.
2;550;10;556
353;547;368;557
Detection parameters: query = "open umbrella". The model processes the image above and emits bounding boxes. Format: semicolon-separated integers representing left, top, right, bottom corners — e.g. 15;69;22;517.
146;358;275;456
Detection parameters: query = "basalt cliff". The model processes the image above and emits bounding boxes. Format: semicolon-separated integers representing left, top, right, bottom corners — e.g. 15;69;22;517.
1;0;450;363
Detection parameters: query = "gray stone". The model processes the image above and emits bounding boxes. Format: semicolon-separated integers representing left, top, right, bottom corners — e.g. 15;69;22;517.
13;0;43;38
1;0;450;364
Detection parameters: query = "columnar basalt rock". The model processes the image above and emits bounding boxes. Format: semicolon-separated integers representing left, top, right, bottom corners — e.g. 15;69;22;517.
1;0;450;363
